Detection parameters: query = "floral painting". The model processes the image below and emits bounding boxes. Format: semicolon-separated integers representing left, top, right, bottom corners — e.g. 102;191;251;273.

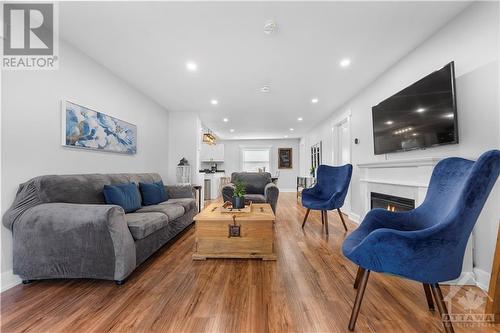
62;101;137;154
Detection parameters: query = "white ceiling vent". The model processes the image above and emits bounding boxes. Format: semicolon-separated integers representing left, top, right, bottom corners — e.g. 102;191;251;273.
260;85;271;93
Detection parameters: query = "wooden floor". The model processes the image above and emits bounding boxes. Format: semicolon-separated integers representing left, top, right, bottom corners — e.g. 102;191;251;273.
0;193;497;333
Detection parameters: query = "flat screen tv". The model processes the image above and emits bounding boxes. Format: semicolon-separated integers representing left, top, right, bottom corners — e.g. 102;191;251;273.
372;62;458;155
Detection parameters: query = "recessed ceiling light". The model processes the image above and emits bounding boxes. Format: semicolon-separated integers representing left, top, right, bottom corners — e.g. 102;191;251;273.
211;99;218;105
186;61;197;72
260;85;270;93
340;58;351;68
412;133;418;136
416;108;426;113
444;113;454;118
311;98;319;104
230;129;234;133
289;128;294;131
223;118;229;122
264;20;277;34
385;120;394;125
297;117;303;121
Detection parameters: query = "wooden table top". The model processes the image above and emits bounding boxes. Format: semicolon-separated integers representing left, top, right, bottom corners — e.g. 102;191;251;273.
194;202;275;221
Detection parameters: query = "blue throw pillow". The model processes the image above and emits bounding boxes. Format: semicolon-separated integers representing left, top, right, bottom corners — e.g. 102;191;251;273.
139;181;168;206
103;183;142;213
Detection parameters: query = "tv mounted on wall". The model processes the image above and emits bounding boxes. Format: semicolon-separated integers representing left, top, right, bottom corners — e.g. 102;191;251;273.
372;62;458;155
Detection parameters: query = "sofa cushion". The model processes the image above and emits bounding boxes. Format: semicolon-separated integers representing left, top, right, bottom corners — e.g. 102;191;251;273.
139;181;168;206
161;198;196;211
125;212;168;240
244;194;266;203
136;203;185;221
103;183;142;213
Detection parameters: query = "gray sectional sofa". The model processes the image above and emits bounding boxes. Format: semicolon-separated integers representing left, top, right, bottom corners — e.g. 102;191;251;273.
2;173;196;284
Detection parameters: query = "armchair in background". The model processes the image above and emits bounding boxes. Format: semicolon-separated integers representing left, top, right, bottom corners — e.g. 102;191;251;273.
301;164;353;234
222;172;279;213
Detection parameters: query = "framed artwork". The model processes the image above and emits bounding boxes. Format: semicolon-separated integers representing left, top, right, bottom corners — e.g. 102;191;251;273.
278;148;292;169
61;101;137;154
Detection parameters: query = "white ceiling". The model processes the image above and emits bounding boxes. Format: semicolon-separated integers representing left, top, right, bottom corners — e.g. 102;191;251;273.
59;1;470;140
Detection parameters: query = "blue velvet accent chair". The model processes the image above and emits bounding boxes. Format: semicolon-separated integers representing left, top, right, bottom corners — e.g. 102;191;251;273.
342;150;500;332
301;164;353;234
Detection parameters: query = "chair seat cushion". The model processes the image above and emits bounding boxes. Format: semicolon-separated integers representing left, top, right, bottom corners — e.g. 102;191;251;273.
125;212;168;240
301;192;331;210
244;194;266;203
136;203;185;221
160;198;196;211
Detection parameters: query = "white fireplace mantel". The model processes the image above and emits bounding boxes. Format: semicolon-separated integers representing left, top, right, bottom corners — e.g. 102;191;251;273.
357;157;442;212
357;156;443;169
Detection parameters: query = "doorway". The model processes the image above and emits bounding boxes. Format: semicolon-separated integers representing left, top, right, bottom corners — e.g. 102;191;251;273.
332;115;352;213
334;118;351;166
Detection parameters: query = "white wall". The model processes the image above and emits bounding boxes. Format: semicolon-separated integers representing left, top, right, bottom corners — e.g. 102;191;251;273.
1;40;170;291
300;2;499;286
166;112;203;186
219;139;300;191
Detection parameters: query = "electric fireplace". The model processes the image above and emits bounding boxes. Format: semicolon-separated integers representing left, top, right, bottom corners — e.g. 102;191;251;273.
370;192;415;212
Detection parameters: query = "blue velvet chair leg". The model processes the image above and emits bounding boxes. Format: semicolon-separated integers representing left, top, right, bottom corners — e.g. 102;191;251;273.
423;283;435;311
301;208;311;228
324;210;329;235
302;208;347;235
337;208;348;231
353;267;364;289
348;272;453;332
431;284;455;333
348;269;370;331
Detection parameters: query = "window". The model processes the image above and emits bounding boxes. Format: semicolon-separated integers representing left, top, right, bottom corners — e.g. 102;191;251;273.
241;147;270;172
311;141;322;173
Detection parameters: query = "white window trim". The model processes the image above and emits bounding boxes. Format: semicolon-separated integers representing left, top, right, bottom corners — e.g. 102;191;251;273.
239;145;272;172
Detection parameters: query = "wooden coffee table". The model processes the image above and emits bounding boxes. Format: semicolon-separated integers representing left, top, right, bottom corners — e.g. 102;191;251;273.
192;202;276;260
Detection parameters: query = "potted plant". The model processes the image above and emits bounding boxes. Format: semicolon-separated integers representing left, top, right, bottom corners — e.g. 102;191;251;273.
310;166;316;177
232;180;246;209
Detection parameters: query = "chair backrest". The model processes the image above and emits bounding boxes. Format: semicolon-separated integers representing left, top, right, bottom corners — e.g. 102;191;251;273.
231;172;272;194
316;164;353;204
417;150;500;235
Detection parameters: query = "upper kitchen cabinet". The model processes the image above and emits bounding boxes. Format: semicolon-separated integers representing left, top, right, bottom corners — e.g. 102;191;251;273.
200;143;224;162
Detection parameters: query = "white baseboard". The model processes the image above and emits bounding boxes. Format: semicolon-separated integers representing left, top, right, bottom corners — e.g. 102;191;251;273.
443;271;477;286
474;267;491;291
1;270;21;293
346;212;360;224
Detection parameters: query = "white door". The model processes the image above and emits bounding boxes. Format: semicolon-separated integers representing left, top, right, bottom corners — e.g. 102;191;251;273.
333;117;351;213
335;119;350;166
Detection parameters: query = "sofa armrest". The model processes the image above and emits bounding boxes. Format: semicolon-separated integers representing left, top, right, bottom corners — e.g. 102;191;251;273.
165;185;195;199
221;183;235;203
264;183;279;213
12;203;135;281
